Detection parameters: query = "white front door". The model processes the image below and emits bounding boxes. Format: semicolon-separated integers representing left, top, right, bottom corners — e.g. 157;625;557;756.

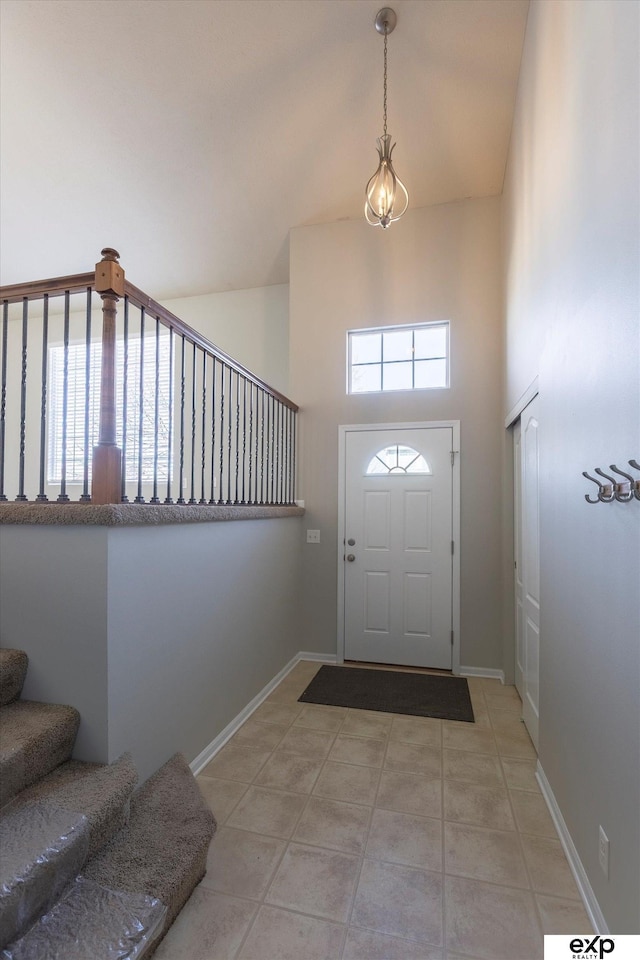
520;395;540;748
343;426;453;669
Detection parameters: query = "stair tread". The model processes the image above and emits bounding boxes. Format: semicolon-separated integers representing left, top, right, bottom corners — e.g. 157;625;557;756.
3;752;137;857
0;753;137;949
0;650;28;707
84;753;216;946
1;877;166;960
0;700;80;807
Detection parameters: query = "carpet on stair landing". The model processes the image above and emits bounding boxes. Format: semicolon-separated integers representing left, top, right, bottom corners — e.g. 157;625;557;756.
299;665;475;723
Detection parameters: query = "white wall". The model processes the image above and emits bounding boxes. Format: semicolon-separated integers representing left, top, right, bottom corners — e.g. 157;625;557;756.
0;516;303;783
290;198;505;671
163;284;290;396
0;524;109;760
503;0;640;932
106;517;303;780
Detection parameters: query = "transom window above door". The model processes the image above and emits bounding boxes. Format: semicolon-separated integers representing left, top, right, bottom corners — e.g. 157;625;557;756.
366;445;431;475
348;322;449;394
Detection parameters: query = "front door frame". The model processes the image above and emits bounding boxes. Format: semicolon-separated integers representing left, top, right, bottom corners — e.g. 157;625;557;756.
337;420;461;673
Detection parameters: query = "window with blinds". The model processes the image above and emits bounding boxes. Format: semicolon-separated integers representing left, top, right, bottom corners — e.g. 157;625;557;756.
48;336;173;483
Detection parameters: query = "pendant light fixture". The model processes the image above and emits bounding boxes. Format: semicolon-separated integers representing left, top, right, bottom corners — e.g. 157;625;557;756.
365;7;409;229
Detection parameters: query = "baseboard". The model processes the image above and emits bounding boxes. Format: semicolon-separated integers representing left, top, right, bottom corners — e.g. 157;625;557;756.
536;761;608;934
190;651;335;776
459;665;506;683
297;651;337;663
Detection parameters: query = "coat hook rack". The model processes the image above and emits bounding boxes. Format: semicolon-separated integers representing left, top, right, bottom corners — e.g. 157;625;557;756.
584;460;640;503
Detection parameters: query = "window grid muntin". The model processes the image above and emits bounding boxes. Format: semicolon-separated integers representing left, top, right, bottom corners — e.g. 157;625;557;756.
366;444;431;475
348;322;449;394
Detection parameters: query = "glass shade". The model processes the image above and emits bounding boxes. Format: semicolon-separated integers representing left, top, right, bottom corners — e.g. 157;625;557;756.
365;134;409;228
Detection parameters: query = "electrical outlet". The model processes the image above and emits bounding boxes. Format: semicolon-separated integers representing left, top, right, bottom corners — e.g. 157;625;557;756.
306;529;321;543
598;825;609;878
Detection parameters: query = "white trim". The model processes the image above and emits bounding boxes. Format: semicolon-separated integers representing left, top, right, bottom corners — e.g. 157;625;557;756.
459;666;506;683
337;421;461;674
505;376;539;428
297;651;338;663
536;761;608;934
189;652;335;776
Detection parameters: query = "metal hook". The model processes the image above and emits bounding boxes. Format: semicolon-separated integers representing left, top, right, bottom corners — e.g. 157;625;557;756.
582;471;609;504
609;464;635;502
628;460;640;500
594;467;616;485
592;468;616;501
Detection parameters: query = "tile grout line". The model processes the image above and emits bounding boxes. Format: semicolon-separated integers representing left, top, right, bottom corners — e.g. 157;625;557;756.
226;681;312;960
201;668;552;960
488;686;546;951
336;707;389;959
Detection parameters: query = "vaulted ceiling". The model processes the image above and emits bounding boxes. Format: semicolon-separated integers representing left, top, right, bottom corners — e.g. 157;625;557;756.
0;0;529;299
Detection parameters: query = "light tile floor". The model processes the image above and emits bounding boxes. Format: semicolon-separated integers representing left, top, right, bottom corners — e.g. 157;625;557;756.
154;661;593;960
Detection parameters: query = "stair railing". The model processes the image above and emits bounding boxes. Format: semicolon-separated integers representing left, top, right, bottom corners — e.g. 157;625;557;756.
0;249;298;506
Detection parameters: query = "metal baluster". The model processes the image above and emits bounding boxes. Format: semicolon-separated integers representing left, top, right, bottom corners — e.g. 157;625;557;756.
79;289;92;501
283;406;289;505
232;373;239;504
134;308;145;503
0;301;8;501
36;294;50;502
278;403;283;504
248;382;254;504
266;392;272;504
177;335;186;504
200;350;207;503
218;362;225;505
240;377;247;503
280;404;285;505
288;407;293;504
236;373;244;503
121;297;130;502
133;307;146;503
270;395;276;504
209;356;217;504
15;298;30;501
264;393;270;504
259;389;265;504
150;317;161;503
189;343;197;504
56;293;70;502
164;327;174;503
273;400;279;504
253;389;258;504
289;410;296;504
227;366;233;504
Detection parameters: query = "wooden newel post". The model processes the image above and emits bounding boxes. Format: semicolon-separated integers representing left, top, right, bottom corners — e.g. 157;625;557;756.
92;248;125;504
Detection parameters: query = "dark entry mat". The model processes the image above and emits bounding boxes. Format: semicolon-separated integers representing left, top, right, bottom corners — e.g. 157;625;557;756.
299;665;474;723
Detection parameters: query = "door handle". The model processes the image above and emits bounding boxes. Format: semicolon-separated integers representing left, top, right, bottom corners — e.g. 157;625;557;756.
346;554;356;562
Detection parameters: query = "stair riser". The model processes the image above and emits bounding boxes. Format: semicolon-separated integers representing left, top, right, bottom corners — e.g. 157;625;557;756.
0;754;137;946
0;703;80;808
0;809;89;949
0;728;78;808
0;650;28;707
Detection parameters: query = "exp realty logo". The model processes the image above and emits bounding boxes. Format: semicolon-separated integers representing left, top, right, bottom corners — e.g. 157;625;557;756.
568;937;615;959
546;934;640;959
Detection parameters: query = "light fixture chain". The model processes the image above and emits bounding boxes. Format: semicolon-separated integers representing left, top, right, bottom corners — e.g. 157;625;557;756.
383;27;388;136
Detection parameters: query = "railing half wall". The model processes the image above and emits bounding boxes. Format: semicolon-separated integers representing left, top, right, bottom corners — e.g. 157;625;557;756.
0;249;297;505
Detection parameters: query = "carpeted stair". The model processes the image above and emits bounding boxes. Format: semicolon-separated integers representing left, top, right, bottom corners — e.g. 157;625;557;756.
0;651;28;708
0;648;216;958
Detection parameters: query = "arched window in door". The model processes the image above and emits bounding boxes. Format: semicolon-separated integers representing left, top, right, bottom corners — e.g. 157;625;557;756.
365;444;431;475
